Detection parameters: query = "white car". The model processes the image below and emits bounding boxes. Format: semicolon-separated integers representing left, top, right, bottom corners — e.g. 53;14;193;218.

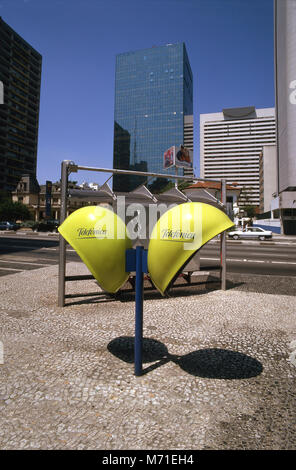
228;226;273;241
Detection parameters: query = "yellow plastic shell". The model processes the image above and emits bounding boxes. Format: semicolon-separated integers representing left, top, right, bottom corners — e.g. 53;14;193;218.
58;206;132;293
148;202;234;295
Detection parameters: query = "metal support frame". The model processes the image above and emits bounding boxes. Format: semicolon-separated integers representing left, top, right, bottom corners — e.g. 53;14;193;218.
126;247;148;376
70;163;221;182
57;160;228;306
58;160;71;307
135;246;144;376
220;179;227;290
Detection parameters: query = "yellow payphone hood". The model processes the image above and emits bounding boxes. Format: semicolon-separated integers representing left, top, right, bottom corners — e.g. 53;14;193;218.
148;202;234;295
58;205;132;293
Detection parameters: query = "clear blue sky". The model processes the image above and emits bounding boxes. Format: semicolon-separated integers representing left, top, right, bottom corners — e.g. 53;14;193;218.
1;0;275;185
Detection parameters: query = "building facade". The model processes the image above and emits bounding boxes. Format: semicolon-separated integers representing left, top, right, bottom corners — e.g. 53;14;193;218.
275;0;296;194
272;0;296;235
0;17;42;194
183;114;194;178
248;1;296;235
113;43;193;192
12;175;91;221
259;145;277;214
183;180;240;220
200;107;276;207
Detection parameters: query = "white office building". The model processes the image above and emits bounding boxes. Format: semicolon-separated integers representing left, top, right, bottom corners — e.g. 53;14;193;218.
200;107;276;206
273;0;296;234
183;114;194;178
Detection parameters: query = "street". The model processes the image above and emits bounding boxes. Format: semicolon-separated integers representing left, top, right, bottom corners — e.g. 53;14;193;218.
0;231;296;278
199;240;296;277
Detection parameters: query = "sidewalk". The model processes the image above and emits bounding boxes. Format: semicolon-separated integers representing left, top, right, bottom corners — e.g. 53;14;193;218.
0;262;296;450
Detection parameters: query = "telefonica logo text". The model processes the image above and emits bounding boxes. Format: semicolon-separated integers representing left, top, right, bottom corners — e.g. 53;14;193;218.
77;227;108;239
161;229;195;242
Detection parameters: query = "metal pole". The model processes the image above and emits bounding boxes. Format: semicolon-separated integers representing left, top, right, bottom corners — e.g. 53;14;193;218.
58;160;70;307
273;1;284;234
175;166;178;188
274;0;280;198
220;179;227;290
134;246;144;376
74;164;223;184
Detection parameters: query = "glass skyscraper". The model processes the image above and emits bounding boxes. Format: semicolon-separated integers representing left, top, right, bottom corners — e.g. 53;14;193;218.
0;17;42;193
113;43;193;192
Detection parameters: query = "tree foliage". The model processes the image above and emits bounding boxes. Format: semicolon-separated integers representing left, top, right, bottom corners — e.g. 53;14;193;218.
0;190;10;204
0;201;32;222
241;205;256;218
147;177;192;194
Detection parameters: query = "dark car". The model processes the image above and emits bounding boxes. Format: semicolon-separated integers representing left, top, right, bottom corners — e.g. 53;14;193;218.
0;221;20;231
32;219;59;233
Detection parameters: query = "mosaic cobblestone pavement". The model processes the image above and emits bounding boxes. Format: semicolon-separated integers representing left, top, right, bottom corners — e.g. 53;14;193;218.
0;263;295;450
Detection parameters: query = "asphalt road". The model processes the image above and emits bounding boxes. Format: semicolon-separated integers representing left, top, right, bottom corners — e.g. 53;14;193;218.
199;240;296;276
0;231;296;278
0;233;76;277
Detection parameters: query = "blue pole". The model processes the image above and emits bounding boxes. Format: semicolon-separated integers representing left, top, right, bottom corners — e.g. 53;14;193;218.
135;245;144;376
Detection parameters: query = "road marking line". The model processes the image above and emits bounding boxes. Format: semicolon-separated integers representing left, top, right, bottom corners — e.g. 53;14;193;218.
0;267;22;272
36;247;57;251
271;260;296;265
246;260;265;263
39;247;76;252
1;245;75;252
0;259;52;266
0;257;57;262
200;257;296;265
3;245;34;250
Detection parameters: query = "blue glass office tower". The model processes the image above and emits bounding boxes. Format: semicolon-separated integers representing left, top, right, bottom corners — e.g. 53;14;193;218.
113;43;193;192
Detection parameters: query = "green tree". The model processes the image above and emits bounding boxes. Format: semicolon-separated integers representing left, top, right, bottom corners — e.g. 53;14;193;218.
0;201;32;222
147;178;171;193
0;190;10;204
147;177;192;194
238;185;259;220
242;205;256;218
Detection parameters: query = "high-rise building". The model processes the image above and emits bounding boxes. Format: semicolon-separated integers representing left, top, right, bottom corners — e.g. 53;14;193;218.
112;43;193;192
0;17;42;193
275;0;296;194
259;145;277;214
273;0;296;235
200;107;276;207
183;114;194;179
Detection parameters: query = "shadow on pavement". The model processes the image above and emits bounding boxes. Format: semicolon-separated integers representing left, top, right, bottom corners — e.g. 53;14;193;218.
63;271;296;307
63;276;244;306
113;276;243;303
107;336;263;379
